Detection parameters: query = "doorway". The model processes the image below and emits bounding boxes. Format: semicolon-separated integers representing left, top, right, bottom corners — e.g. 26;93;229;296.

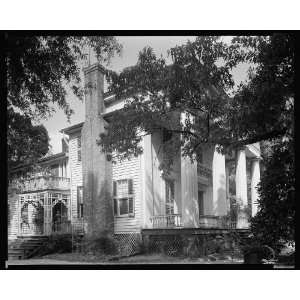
52;202;68;233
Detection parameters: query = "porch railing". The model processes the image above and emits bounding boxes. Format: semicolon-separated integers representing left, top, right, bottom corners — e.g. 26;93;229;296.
52;221;72;234
51;220;85;235
71;218;85;235
19;219;85;236
11;176;70;193
199;215;237;229
150;214;182;228
20;222;44;235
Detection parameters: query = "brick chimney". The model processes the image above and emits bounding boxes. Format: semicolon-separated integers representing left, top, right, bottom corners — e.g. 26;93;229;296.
81;63;113;239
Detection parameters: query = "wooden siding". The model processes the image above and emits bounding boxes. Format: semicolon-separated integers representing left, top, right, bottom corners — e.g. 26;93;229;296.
68;132;83;221
8;187;19;240
112;155;142;233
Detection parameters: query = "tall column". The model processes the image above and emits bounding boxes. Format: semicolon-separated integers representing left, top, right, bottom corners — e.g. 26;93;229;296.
225;164;230;206
58;163;62;177
181;155;198;227
251;158;260;217
235;149;248;228
180;112;198;227
212;147;227;216
82;63;113;239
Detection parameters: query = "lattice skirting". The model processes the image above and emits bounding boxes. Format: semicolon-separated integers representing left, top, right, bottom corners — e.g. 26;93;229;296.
114;233;142;257
143;232;248;257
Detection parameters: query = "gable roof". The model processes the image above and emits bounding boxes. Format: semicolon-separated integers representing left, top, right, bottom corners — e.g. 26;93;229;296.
10;152;68;173
60;122;84;135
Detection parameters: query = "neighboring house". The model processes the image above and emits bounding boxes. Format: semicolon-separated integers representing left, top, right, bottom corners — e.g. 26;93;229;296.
8;63;261;245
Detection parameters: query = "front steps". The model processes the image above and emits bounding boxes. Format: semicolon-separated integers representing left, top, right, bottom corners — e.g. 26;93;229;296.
8;236;49;260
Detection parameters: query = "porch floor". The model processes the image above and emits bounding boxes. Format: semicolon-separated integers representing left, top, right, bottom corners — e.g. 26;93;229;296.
142;227;250;236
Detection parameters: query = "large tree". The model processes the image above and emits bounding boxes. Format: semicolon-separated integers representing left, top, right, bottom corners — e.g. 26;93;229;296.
99;35;294;248
6;35;122;172
7;107;50;171
100;35;293;161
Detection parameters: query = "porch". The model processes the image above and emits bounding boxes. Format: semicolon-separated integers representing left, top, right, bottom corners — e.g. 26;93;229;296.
142;226;250;257
14;175;70;193
18;191;84;237
149;214;240;229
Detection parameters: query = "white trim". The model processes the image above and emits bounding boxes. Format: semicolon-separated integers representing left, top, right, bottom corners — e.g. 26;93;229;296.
113;179;135;217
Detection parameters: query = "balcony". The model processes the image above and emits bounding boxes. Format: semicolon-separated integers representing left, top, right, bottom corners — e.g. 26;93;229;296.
197;164;212;184
11;176;70;193
150;214;183;228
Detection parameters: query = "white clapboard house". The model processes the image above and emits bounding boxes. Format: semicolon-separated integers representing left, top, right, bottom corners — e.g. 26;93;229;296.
8;63;261;249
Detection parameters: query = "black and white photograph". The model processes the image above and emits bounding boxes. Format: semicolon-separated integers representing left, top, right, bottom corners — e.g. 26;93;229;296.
2;33;295;269
1;1;299;299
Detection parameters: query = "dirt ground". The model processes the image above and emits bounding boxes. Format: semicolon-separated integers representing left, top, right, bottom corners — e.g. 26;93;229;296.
7;253;244;265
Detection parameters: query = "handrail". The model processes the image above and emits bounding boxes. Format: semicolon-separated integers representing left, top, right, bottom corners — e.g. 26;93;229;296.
12;175;70;192
150;214;182;228
11;175;70;184
199;215;237;229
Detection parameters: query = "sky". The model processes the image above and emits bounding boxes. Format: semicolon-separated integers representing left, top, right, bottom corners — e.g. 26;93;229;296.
42;36;250;154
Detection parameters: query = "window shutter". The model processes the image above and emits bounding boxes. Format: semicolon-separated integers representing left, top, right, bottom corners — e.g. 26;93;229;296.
77;187;80;217
113;198;118;216
129;198;134;215
113;181;117;197
80;204;84;218
128;179;133;194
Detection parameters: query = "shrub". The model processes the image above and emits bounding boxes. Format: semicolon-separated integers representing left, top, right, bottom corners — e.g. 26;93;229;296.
82;234;119;256
34;234;72;257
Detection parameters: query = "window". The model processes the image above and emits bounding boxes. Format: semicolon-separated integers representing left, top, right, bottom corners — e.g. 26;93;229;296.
113;179;134;217
50;164;59;176
198;190;204;216
77;136;81;162
77;186;83;218
165;180;175;215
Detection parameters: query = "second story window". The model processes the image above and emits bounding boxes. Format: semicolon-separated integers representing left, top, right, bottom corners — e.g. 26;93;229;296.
165;180;175;215
77;136;81;162
50;164;59;176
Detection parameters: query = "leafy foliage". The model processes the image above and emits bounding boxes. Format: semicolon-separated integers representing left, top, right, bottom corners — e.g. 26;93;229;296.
100;34;295;247
250;137;294;251
35;234;73;257
100;37;240;168
7;107;50;171
234;34;295;250
6;35;122;119
6;35;122;173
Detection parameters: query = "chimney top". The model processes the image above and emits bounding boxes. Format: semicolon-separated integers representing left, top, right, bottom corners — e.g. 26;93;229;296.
83;63;106;76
